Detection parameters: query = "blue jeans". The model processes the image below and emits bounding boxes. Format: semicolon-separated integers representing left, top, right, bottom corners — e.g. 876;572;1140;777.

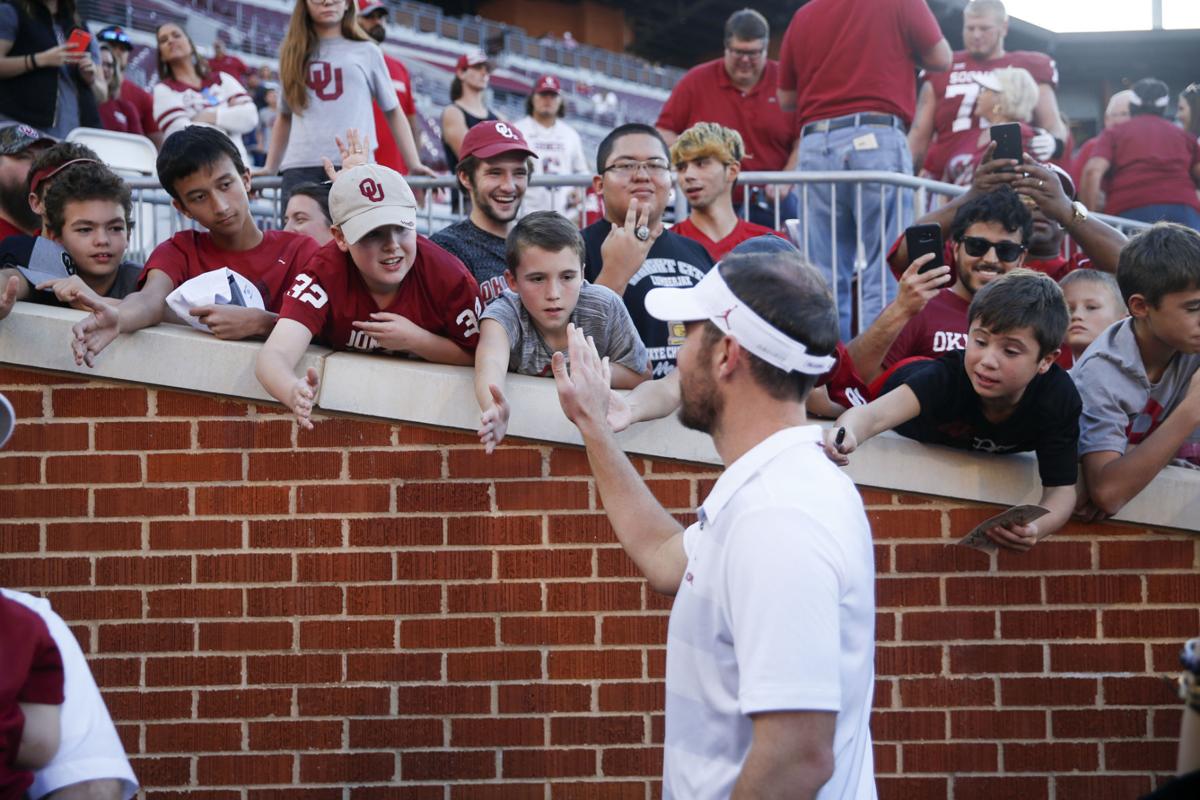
1120;203;1200;231
797;121;912;340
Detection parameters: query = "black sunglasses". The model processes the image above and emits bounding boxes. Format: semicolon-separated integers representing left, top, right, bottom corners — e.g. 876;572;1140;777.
960;235;1025;262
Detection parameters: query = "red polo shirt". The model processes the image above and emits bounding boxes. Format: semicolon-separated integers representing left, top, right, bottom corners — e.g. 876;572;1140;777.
656;58;797;172
1091;115;1200;215
372;52;418;175
778;0;944;127
671;217;781;261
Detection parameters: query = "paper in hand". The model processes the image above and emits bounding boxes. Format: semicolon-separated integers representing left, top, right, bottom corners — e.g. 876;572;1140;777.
958;504;1049;551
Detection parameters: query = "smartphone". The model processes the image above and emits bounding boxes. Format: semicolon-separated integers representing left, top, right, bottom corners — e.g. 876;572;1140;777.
990;122;1023;164
65;29;91;53
905;223;944;274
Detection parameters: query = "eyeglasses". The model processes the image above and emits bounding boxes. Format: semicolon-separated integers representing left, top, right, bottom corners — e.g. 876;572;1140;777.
725;45;765;60
960;236;1026;262
601;159;672;178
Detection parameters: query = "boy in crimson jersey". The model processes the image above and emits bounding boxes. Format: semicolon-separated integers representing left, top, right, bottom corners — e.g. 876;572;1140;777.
256;164;484;429
70;126;320;366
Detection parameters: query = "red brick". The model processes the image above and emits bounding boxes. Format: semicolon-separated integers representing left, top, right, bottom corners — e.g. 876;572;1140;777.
198;553;293;583
402;617;496;648
402;750;495;780
148;588;243;619
196;485;291;516
345;652;441;682
950;709;1045;739
505;748;597;778
599;747;659;777
395;481;491;512
1000;609;1097;639
549;514;615;544
1099;540;1195;570
300;752;395;783
0;487;88;518
496;479;590;511
1;389;45;416
93;486;188;518
395;424;478;445
899;678;995;707
1052;708;1146;738
452;717;544;747
348;718;443;749
349;517;443;547
149;519;242;550
0;557;90;588
871;710;946;742
147;452;242;483
297;552;391;582
106;689;191;721
198;419;293;449
0;455;38;483
248;586;343;617
1001;677;1098;707
641;479;691;509
1005;742;1099;772
949;644;1043;673
0;523;38;552
297;483;390;513
146;722;242;753
550;448;645;476
248;720;343;751
876;645;942;677
397;685;491;715
903;742;998;773
499;684;591;714
45;453;141;484
499;548;592;579
1146;572;1200;603
128;756;191;787
876;577;941;608
893;543;991;573
145;656;241;687
154;390;248;417
552;716;644;746
251;518;343;549
300;620;394;650
598;682;664;712
7;422;88;452
52;386;148;417
395;550;492;580
89;657;140;688
1055;776;1153;800
448;582;542;614
96;555;190;586
200;621;294;650
448;448;542;478
297;686;390;716
945;576;1042;605
1103;608;1199;638
869;508;942;538
1045;574;1143;604
346;584;439;616
1049;643;1145;673
953;777;1049;800
447;515;541;546
297;417;393;448
248;450;342;481
95;420;190;451
1105;740;1177;770
247;654;342;685
46;521;141;551
447;650;542;682
346;449;443;480
99;622;192;653
547;581;642;612
996;540;1093;571
47;589;141;621
198;688;292;719
502;616;595;646
549;649;643;680
197;755;295;786
902;610;994;641
601;615;667;645
875;777;947;800
1102;676;1177;706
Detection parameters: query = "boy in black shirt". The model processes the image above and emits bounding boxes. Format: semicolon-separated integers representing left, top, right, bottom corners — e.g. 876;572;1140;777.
824;268;1081;551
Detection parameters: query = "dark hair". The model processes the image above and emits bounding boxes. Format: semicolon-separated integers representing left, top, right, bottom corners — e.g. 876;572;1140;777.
708;252;838;401
155;22;210;82
450;76;463;102
595;123;669;175
1116;222;1200;307
1059;268;1125;311
949;185;1033;244
967;268;1069;357
44;162;132;237
157;127;247;201
724;8;768;44
1130;77;1170;117
287;181;332;224
15;0;79;28
26;141;101;200
455;154;534;194
525;90;566;119
505;211;585;275
1181;83;1200;136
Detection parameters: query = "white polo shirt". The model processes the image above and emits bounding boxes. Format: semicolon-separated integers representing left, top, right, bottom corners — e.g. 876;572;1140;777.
663;425;877;800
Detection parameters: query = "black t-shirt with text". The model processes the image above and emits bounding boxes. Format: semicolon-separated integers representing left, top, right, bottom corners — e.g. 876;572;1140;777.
429;219;508;306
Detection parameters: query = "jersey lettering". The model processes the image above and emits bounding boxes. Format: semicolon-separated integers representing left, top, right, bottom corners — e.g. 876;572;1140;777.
286;274;329;308
456;306;481;339
346;329;380;352
945;83;980;133
932;331;968;352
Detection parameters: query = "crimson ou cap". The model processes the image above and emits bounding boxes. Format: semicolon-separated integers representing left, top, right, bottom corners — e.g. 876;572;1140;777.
458;121;538;161
356;0;387;16
534;75;561;94
456;51;489;71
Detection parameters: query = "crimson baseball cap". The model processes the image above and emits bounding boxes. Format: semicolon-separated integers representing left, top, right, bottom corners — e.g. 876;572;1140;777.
330;164;417;245
356;0;387;16
0;123;55;156
458;121;538;161
534;75;561;94
456;51;489;71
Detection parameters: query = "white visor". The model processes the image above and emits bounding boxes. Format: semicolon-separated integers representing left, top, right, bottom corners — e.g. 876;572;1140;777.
644;267;837;376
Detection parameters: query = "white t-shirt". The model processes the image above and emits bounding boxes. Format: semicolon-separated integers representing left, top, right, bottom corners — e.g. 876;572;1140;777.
664;425;877;800
513;115;589;217
153;72;258;165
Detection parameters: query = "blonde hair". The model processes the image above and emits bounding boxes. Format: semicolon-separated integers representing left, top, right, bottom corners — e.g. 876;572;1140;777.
991;66;1038;123
669;122;745;167
279;0;370;113
964;0;1007;22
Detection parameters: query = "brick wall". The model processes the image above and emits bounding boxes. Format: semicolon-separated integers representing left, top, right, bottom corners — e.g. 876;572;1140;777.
1;364;1198;800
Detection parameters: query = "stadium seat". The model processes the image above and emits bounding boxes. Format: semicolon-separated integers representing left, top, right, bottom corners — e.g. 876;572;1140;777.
65;128;158;177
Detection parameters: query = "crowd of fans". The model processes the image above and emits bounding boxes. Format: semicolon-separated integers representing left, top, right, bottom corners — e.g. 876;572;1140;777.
2;0;1200;796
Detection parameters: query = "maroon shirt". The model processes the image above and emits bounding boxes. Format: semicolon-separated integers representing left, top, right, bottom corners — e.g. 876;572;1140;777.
372;52;417;176
119;80;158;135
208;55;248;80
279;237;484;354
139;229;320;312
0;596;64;797
883;288;971;368
671;218;780;261
1092;114;1200;214
778;0;944;127
99;97;143;135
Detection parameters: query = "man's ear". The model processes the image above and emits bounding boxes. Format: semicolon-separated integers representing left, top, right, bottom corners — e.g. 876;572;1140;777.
726;161;741;183
591;174;603;195
715;334;741;379
240;170;253;194
27;192;42;216
504;268;517;286
330;225;350;253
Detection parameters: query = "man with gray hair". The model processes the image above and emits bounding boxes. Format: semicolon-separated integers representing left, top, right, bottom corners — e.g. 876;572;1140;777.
1070;90;1134;195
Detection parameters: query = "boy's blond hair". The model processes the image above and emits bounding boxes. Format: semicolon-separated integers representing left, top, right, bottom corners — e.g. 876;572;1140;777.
669;122;745;168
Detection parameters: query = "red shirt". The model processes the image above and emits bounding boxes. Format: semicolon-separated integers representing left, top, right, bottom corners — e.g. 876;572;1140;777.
819;341;870;408
922;50;1057;178
778;0;944;127
208;56;248;79
0;218;27;241
671;217;780;261
1092;114;1200;214
0;596;64;797
119;80;158;135
372;53;418;175
656;59;797;172
279;237;484;354
99;97;144;135
884;288;971;368
140;229;320;311
940;121;1038;186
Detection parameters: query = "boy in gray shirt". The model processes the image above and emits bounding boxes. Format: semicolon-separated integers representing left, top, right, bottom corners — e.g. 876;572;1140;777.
1072;223;1200;520
475;211;650;452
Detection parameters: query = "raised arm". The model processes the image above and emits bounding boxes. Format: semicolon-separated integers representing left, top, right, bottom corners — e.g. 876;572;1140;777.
908;82;937;173
474;318;512;453
822;384;922;465
1079;156;1110;213
846;255;947;381
71;269;175;366
440;105;468;159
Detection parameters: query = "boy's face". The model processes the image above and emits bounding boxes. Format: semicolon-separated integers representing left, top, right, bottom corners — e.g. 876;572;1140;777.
333;223;417;294
51;199;129;278
676;154;736;212
505;245;583;333
964;322;1055;405
1064;280;1125;355
466;154;529;226
1134;286;1200;354
954;220;1026;296
283;194;332;246
171;156;252;238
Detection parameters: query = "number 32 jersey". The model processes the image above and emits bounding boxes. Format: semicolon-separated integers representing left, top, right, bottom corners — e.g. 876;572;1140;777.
922;50;1057;180
279;236;484;355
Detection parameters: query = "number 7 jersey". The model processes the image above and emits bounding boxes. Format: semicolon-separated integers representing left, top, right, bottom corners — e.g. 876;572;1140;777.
279;236;484;355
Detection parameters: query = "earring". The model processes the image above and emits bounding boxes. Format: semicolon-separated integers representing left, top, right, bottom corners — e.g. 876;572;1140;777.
992;104;1002;116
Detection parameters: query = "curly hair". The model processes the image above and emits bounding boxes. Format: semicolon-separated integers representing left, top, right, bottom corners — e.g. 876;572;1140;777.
43;162;132;237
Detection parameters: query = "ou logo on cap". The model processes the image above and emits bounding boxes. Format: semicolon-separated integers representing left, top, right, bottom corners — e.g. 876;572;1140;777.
494;122;518;140
359;178;385;203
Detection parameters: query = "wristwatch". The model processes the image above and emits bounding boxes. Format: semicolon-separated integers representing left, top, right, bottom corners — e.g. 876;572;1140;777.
1178;638;1200;712
1068;200;1089;228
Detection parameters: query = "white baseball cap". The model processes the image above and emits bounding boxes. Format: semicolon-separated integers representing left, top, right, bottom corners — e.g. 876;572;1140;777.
330;164;417;245
645;266;837;376
165;267;266;331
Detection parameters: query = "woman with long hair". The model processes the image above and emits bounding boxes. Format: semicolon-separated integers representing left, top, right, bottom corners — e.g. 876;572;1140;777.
1178;83;1200;140
262;0;430;205
0;0;106;137
97;43;142;134
440;51;498;178
151;22;257;162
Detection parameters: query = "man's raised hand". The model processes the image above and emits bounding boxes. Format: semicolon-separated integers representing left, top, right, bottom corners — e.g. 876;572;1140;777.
552;323;613;434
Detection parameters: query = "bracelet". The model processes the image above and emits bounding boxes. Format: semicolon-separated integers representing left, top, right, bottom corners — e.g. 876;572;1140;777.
30;52;37;69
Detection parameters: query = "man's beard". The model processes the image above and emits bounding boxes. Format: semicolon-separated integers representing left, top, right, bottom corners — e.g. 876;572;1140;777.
366;24;386;44
677;363;722;435
0;181;39;233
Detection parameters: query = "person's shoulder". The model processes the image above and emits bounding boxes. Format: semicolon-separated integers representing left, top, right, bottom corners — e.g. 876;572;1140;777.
417;234;473;278
150;228;204;256
1072;319;1138;378
578;280;624;307
739;220;780;238
0;233;35;267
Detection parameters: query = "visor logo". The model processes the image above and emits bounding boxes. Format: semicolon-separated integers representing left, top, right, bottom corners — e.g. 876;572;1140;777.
359;178;385;203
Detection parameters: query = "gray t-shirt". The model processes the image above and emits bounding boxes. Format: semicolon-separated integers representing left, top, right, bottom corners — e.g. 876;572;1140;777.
279;38;397;171
481;283;648;378
1070;317;1200;465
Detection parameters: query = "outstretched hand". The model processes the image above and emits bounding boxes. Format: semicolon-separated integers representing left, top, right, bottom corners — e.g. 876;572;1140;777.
820;425;857;467
289;367;320;430
477;383;511;454
70;292;121;367
552;323;613;435
0;275;18;320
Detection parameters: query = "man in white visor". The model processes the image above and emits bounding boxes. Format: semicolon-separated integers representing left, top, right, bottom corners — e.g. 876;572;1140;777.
552;250;878;799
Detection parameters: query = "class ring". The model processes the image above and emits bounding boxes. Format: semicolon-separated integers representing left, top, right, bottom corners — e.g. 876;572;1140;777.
635;225;650;242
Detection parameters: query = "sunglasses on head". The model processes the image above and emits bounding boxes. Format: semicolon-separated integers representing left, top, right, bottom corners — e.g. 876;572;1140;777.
960;235;1025;262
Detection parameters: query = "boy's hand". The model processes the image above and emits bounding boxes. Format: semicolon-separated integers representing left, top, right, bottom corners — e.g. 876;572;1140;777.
351;312;424;353
0;274;19;320
477;384;510;454
606;389;633;432
190;305;275;339
895;256;951;317
599;199;658;287
71;293;121;367
288;367;320;430
821;425;857;466
553;323;612;435
985;521;1039;552
36;276;102;310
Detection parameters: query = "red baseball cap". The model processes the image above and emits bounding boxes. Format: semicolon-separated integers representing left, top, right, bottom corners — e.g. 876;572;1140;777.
456;51;489;71
534;75;561;94
356;0;387;16
458;121;538;161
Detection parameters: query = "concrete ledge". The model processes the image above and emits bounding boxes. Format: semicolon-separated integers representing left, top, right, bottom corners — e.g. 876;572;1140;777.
3;302;1197;533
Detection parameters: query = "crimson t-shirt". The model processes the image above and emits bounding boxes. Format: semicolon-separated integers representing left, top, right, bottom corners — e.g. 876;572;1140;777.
1091;115;1200;214
372;53;418;175
0;218;26;241
278;236;484;354
883;288;971;368
778;0;944;127
671;218;781;261
120;80;159;135
139;229;320;311
0;596;64;797
819;341;870;408
99;97;144;135
922;50;1057;179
